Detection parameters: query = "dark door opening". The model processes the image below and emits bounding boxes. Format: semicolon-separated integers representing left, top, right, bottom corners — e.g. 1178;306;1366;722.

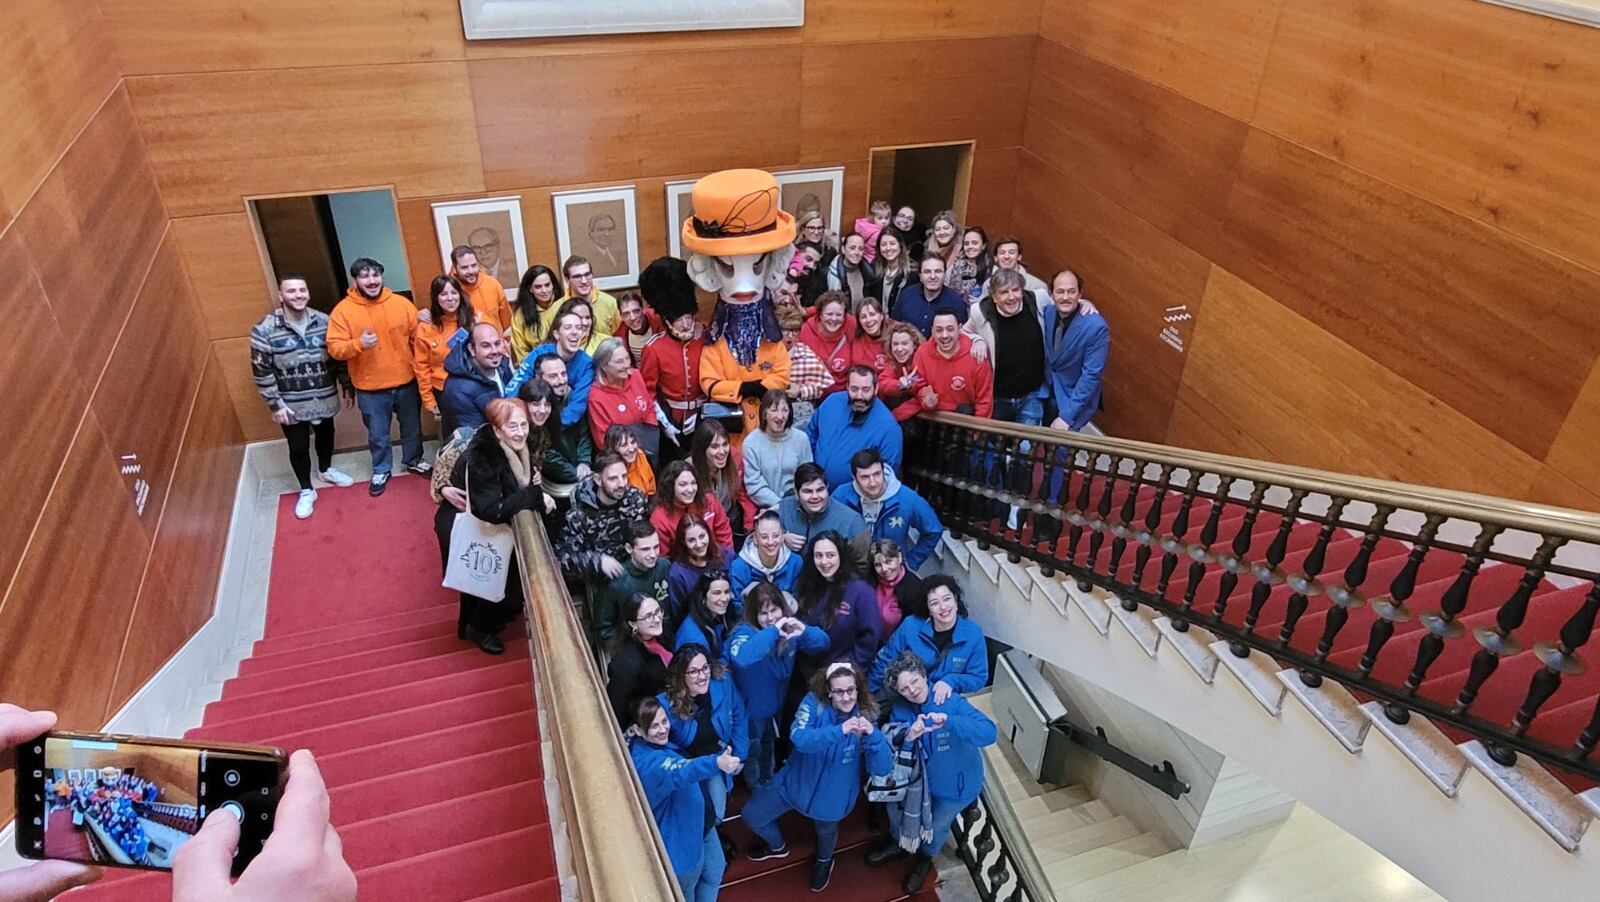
867;141;975;233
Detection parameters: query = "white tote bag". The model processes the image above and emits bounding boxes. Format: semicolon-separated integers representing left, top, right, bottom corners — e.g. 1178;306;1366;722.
442;464;516;602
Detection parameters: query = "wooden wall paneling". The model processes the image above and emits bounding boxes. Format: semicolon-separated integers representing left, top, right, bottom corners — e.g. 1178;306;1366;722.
1255;0;1600;276
1525;465;1600;515
1179;267;1540;498
799;37;1034;163
964;147;1020;238
1163;388;1274;463
1037;0;1283;122
0;0;120;217
176;212;279;340
1024;41;1246;259
806;0;1044;42
0;235;90;586
1542;358;1600;498
107;565;186;713
0;411;152;729
461;23;798;60
16;88;168;369
126;62;485;217
1215;128;1600;460
96;0;467;75
470;47;804;191
148;349;245;637
215;337;283;443
1012;153;1210;441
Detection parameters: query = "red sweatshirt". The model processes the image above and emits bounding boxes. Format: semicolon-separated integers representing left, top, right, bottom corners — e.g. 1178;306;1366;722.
877;356;926;423
798;311;857;395
588;370;659;447
911;334;993;418
650;496;734;554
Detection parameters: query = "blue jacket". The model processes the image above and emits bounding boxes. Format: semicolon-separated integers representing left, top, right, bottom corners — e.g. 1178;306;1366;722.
777;694;893;822
438;341;512;437
869;616;988;693
807;394;904;490
889;694;996;805
832;468;943;570
1041;304;1109;431
658;675;748;789
507;343;594;428
628;737;722;875
729;537;803;601
799;576;882;668
675;613;735;663
895;283;968;336
727;622;829;720
778;497;866;549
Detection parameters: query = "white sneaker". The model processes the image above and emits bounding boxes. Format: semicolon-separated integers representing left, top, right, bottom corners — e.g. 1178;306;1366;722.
320;467;354;487
294;489;317;520
1007;505;1021;531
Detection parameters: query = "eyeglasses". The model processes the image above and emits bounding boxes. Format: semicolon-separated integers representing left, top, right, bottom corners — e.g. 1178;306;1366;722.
634;610;662;622
469;240;499;255
829;687;858;697
687;665;712;677
570;270;594;281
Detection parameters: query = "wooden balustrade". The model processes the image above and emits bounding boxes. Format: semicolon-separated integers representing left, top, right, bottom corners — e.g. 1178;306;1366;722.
903;412;1600;783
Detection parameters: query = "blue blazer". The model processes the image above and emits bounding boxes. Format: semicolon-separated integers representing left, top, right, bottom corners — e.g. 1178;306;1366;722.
1041;305;1110;431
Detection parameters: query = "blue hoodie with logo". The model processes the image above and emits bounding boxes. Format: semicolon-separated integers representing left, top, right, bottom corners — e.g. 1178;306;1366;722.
868;616;989;693
727;622;830;720
628;737;722;875
657;674;748;790
889;693;996;805
832;467;944;570
729;536;803;600
776;694;893;822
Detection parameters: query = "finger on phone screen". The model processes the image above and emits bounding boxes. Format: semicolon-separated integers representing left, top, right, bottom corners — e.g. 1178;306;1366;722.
172;806;241;901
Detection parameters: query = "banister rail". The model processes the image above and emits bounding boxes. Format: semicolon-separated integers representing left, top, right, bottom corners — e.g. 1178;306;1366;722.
903;412;1600;784
512;510;684;902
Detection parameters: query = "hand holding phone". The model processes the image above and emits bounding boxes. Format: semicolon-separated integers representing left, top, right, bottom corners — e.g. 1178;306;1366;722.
0;705;103;901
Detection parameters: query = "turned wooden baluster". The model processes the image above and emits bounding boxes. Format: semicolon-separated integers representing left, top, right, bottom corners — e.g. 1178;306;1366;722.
1064;451;1098;566
1277;497;1350;647
1579;695;1600;759
1510;583;1600;751
1385;523;1505;725
1156;477;1199;605
1083;456;1122;577
1034;439;1078;576
1175;476;1234;631
1456;536;1567;758
1301;504;1394;688
1360;513;1444;691
1107;461;1148;585
1210;482;1268;631
1130;465;1175;590
1231;489;1306;657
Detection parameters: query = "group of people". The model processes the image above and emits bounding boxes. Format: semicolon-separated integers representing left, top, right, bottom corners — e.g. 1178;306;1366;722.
246;181;1110;898
51;770;165;865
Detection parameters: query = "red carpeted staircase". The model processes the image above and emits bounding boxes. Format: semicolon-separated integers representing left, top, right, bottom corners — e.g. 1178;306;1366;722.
71;477;560;900
1004;473;1600;792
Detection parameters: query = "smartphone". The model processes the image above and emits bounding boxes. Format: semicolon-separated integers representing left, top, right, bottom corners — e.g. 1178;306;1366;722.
13;731;286;876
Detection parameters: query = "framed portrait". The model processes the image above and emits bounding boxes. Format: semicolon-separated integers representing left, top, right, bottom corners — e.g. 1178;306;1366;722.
552;185;640;290
665;179;699;261
775;167;845;240
431;196;529;299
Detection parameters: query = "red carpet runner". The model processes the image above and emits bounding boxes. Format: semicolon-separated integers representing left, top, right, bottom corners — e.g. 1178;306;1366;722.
70;476;559;900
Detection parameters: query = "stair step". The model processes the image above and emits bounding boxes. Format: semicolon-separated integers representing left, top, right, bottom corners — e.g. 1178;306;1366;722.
210;646;523;716
201;658;530;737
221;642;526;699
1007;783;1094;820
1043;830;1171;887
340;779;544;870
328;742;543;824
230;633;486;682
240;616;470;672
472;878;563;902
254;602;459;653
1018;799;1118;839
356;824;556;901
318;712;538;788
1030;814;1143;863
190;685;534;754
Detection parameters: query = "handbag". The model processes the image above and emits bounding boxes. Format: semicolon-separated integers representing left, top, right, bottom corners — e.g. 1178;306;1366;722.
442;463;515;602
866;724;924;803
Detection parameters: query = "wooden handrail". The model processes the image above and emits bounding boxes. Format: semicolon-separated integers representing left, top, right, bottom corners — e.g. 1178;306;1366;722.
919;411;1600;542
511;510;684;902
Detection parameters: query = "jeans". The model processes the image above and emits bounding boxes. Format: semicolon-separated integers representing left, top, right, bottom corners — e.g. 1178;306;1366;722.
743;717;778;790
986;394;1045;515
280;418;335;490
675;826;726;902
355;381;424;475
887;794;968;857
705;773;728;822
743;782;842;860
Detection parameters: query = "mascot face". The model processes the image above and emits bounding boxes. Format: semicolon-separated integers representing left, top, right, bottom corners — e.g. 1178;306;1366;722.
686;245;796;305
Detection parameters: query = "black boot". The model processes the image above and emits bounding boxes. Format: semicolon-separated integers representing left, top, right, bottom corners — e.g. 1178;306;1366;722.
719;826;739;863
902;853;933;894
465;625;504;655
864;838;908;867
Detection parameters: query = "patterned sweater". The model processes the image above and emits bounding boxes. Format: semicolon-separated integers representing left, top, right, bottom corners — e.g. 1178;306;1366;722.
250;309;345;422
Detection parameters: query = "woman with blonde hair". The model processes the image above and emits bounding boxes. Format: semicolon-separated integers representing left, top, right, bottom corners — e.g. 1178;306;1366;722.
877;322;926;422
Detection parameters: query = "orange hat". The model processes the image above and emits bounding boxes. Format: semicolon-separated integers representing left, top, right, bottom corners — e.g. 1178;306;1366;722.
681;169;797;256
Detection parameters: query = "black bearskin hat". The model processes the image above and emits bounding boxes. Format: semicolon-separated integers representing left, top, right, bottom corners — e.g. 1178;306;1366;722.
639;256;699;323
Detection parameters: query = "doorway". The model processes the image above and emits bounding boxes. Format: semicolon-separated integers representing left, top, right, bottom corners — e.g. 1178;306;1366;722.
867;141;975;231
248;187;417;449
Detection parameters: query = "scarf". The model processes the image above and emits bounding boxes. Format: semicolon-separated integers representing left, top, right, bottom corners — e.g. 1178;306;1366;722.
499;439;531;488
707;297;781;367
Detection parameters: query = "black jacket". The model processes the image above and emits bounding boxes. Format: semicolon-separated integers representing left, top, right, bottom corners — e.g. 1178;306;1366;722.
608;638;671;727
464;425;547;525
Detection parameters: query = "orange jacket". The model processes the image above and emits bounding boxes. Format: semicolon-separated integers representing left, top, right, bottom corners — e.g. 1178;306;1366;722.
327;288;420;391
412;313;466;411
461;273;513;332
699;339;791;442
624;450;656;496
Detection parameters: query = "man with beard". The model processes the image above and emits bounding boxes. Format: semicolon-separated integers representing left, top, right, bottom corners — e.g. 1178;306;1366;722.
806;366;903;490
439;322;513;437
451;244;513;333
327;257;430;495
558;451;652;582
520;354;591;512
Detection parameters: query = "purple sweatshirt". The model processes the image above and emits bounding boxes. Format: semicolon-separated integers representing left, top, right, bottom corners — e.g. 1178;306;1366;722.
798;576;882;668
